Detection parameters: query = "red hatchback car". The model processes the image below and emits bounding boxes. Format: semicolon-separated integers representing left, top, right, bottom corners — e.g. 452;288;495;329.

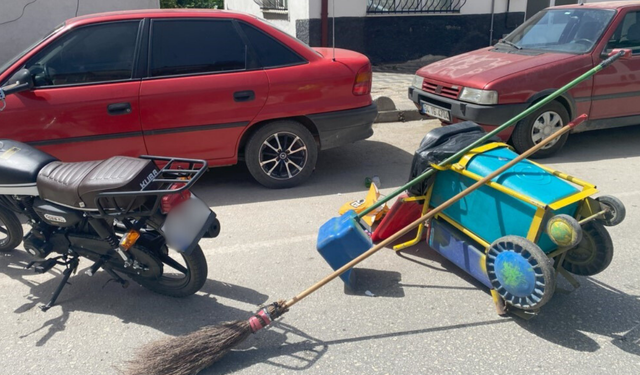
410;1;640;157
0;10;377;188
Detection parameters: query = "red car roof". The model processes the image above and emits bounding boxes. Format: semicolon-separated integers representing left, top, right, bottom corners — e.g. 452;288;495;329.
553;1;640;10
66;9;258;27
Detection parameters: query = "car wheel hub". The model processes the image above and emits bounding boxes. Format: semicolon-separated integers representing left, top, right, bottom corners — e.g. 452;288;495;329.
531;110;563;150
259;132;308;180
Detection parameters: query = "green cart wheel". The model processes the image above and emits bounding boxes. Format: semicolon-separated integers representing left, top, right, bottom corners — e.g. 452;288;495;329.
546;214;582;248
562;221;613;276
486;236;555;311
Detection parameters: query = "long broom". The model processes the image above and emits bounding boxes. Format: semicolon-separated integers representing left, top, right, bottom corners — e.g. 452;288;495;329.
124;112;587;375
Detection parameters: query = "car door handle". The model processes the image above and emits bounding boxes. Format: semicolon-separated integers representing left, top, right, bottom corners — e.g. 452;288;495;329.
107;102;132;115
233;90;255;102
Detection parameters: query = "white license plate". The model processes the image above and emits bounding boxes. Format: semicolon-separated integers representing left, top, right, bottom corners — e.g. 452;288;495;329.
421;103;451;122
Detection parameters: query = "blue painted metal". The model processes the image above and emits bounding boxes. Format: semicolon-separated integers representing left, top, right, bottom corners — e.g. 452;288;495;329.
316;210;372;289
493;251;536;297
428;219;492;289
430;146;579;252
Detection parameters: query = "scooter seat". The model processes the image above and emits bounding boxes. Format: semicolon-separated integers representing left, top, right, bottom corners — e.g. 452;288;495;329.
37;156;159;210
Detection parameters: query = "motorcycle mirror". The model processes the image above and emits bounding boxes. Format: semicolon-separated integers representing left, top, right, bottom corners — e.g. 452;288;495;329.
1;69;35;96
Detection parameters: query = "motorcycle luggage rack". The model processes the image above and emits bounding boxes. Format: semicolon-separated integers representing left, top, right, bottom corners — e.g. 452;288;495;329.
93;155;208;218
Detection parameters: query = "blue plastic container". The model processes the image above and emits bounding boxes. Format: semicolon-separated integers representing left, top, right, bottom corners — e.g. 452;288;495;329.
430;146;580;252
428;218;492;288
317;210;372;289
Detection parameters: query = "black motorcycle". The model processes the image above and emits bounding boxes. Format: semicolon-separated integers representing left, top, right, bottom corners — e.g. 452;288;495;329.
0;71;219;311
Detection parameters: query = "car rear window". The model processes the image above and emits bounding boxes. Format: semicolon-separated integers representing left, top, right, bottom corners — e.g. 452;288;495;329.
149;19;247;77
239;22;306;68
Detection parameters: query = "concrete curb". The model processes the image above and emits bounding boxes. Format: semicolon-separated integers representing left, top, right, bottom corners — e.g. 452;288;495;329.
373;96;429;123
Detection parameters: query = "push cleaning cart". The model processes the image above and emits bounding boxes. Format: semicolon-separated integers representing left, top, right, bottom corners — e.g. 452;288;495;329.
392;123;625;314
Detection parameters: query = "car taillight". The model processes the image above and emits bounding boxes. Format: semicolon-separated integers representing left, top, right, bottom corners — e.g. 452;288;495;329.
161;183;191;214
353;64;372;96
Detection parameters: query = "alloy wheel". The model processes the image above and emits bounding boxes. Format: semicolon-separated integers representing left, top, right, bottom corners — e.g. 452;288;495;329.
259;132;308;180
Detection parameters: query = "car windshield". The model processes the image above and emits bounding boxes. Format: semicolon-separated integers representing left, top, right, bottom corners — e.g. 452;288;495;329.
0;23;65;75
502;8;615;53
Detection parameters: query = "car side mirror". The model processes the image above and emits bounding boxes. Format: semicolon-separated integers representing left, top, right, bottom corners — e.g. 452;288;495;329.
1;69;35;95
601;48;632;60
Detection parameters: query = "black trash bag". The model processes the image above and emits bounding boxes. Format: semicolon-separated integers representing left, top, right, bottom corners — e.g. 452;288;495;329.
407;121;499;197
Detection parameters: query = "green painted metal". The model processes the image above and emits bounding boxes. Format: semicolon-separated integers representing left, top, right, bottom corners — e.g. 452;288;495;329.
358;51;623;218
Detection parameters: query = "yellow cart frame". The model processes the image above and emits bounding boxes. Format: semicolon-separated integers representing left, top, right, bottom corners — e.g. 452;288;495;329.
392;143;610;316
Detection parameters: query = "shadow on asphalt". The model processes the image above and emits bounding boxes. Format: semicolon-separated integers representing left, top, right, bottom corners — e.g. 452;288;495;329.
517;277;640;356
545;125;640;164
0;251;268;347
192;140;414;207
204;318;511;375
382;234;640;357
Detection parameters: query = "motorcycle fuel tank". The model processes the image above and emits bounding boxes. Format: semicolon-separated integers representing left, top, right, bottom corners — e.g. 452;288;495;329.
0;140;57;195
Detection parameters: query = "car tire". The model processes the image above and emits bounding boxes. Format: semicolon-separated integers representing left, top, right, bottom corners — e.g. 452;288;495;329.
511;101;570;158
245;120;318;189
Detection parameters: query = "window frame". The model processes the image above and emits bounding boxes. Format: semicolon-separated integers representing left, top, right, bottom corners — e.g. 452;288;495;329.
145;18;261;80
603;9;640;55
22;19;145;90
236;20;308;70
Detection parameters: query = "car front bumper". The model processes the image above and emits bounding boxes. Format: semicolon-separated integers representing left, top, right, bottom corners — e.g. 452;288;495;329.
309;103;378;150
409;87;528;129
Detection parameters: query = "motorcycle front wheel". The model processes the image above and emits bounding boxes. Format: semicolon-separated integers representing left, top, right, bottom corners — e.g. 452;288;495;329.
131;244;208;298
0;206;23;252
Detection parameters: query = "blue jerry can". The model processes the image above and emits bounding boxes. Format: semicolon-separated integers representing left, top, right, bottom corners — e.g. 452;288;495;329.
317;210;373;289
430;145;581;252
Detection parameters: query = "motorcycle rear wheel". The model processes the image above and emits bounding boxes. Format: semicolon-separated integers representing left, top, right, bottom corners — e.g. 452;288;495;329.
0;206;23;252
131;244;207;298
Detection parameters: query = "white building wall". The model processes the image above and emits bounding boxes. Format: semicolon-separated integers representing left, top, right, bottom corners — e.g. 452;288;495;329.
308;0;367;18
226;0;310;36
0;0;159;65
460;0;527;15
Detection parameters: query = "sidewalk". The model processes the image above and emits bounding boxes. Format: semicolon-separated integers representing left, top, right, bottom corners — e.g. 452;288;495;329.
370;56;445;123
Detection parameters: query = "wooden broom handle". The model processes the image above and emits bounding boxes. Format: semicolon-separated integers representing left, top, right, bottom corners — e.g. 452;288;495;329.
285;114;588;309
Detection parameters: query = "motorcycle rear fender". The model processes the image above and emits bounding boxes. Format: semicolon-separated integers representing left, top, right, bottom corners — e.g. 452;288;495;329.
161;194;216;255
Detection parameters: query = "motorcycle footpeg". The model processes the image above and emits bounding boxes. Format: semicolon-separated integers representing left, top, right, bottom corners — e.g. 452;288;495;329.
33;258;57;274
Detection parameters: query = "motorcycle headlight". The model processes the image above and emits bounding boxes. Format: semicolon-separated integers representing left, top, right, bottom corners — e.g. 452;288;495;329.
459;87;498;105
411;75;424;89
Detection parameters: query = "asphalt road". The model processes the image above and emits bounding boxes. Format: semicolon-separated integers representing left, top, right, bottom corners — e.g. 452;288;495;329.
1;120;639;375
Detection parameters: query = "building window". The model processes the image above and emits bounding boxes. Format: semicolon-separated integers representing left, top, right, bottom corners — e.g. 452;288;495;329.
254;0;288;11
367;0;467;14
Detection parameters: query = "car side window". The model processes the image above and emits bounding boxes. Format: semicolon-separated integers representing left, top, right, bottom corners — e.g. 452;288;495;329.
239;22;306;68
25;21;140;87
149;19;247;77
606;11;640;53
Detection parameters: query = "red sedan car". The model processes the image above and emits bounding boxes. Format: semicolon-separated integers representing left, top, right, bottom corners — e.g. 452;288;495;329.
0;10;376;188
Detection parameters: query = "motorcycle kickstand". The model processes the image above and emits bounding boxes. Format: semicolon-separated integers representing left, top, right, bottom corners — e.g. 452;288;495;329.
103;268;130;289
40;256;79;312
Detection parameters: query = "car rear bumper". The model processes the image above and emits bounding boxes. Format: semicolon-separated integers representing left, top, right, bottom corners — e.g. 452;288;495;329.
409;87;527;127
309;103;377;150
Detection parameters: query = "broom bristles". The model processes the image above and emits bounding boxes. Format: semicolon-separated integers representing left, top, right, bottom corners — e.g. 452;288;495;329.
125;320;252;375
125;302;287;375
